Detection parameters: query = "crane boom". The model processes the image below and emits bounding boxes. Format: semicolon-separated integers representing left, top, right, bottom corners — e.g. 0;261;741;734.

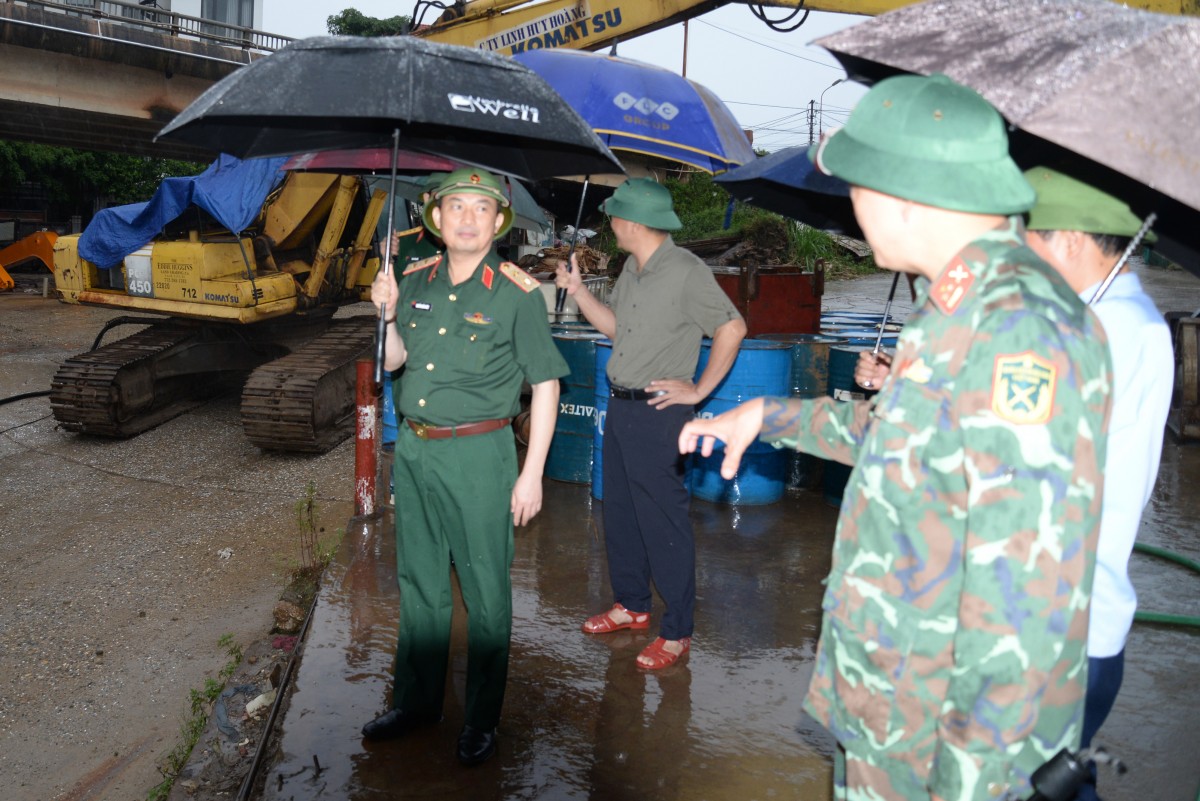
413;0;1200;54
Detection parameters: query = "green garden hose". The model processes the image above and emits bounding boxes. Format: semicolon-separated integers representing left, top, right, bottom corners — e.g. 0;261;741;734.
1131;542;1200;629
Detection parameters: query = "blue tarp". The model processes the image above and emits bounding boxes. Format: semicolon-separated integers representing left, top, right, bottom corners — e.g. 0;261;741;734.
79;154;288;269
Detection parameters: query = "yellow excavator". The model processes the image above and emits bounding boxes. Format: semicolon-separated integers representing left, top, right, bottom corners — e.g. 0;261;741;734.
49;166;390;452
410;0;1199;53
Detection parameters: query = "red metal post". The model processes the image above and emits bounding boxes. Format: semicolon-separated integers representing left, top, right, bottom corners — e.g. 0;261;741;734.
354;356;378;517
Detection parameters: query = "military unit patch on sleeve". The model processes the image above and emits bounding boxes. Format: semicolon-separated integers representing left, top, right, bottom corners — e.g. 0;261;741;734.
499;261;539;293
991;351;1057;424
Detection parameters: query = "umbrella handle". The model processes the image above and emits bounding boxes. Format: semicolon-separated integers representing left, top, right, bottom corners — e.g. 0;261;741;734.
1088;212;1156;306
555;176;590;318
872;272;901;357
375;129;402;386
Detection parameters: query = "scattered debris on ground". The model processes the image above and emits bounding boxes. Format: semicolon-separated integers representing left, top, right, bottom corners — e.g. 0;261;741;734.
517;243;610;275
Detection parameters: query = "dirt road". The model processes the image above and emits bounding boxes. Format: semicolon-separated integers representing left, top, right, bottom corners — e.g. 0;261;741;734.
0;290;361;800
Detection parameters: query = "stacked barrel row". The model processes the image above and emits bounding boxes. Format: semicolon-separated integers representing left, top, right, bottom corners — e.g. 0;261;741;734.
380;312;898;507
543;311;897;507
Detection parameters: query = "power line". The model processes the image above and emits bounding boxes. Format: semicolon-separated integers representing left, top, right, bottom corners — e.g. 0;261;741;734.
695;18;843;72
724;100;813;110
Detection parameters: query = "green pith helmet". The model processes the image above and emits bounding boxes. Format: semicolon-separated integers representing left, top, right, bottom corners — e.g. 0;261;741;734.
600;177;683;231
1024;166;1155;242
811;73;1034;215
422;168;514;240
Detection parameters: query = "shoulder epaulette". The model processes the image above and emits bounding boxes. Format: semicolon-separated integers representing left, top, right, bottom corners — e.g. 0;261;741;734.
499;261;539;293
930;258;975;315
402;254;441;276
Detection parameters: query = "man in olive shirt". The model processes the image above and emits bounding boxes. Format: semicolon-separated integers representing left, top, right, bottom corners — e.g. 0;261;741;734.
369;169;568;766
556;178;746;670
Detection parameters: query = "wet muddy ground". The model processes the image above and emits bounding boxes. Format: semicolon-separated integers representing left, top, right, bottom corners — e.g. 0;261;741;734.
251;266;1200;801
2;264;1198;801
0;286;362;801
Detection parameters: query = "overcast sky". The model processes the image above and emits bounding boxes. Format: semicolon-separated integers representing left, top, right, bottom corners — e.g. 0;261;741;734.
260;3;870;153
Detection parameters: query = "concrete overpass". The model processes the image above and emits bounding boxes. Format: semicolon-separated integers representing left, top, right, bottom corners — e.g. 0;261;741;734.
0;0;292;161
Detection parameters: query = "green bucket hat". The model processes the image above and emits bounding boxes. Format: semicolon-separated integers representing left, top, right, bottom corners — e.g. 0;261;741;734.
422;167;514;240
1024;166;1155;242
600;178;682;231
811;73;1034;215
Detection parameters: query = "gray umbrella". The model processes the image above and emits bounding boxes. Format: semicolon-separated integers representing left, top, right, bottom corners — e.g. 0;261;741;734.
155;35;623;181
815;0;1200;273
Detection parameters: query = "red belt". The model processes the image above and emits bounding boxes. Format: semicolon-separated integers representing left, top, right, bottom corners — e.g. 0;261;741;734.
407;417;511;440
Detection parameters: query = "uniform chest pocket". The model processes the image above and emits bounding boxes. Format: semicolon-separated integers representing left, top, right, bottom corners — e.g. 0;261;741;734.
458;319;502;371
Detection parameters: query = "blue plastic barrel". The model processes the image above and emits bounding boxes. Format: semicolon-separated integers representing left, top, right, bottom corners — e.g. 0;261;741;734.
823;329;901;349
756;333;840;490
821;311;902;350
821;310;886;326
591;340;612;500
822;346;877;508
547;328;605;483
381;371;397;451
690;339;791;505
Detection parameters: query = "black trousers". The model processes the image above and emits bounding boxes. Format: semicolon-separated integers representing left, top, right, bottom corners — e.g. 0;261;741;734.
601;397;696;641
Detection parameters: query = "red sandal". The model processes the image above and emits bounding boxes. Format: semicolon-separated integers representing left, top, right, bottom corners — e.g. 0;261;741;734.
636;636;691;670
582;603;650;634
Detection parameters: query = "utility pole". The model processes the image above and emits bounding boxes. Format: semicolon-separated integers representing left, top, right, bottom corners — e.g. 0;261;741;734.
682;19;688;77
819;78;845;139
808;99;815;145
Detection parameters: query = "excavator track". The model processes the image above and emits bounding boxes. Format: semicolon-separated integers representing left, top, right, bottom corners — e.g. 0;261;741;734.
49;322;235;437
240;316;376;453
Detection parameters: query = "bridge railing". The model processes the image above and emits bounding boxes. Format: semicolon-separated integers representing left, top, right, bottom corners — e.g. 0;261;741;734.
7;0;295;53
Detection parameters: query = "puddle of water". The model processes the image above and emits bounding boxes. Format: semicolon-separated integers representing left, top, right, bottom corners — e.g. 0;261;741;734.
257;405;1199;801
258;482;840;800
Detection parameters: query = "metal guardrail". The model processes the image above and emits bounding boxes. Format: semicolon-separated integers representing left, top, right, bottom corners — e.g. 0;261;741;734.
4;0;295;53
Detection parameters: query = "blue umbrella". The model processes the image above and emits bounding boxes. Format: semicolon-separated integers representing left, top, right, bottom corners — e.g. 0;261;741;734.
714;146;861;238
513;49;755;174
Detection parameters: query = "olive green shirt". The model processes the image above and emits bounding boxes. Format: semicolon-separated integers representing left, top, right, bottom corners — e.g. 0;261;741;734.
606;236;742;389
394;248;568;426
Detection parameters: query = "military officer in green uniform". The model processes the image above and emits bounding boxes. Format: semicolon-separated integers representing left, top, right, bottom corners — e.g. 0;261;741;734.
679;74;1111;801
366;168;568;767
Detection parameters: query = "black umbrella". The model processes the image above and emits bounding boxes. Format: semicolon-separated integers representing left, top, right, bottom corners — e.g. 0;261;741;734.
155;35;623;181
157;35;623;383
713;146;862;239
813;0;1200;275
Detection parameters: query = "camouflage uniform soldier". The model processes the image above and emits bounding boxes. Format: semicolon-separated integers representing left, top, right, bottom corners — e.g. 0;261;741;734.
679;74;1112;801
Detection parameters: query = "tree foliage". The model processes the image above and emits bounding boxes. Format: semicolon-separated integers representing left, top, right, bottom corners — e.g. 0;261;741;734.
326;8;412;36
0;140;204;220
591;170;874;278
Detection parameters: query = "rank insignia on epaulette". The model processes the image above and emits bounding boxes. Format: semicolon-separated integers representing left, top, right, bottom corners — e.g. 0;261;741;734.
992;351;1057;424
930;259;974;314
499;261;538;293
403;254;442;276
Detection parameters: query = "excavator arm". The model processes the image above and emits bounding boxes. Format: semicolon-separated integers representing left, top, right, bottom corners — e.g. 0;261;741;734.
413;0;1200;54
0;231;57;291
